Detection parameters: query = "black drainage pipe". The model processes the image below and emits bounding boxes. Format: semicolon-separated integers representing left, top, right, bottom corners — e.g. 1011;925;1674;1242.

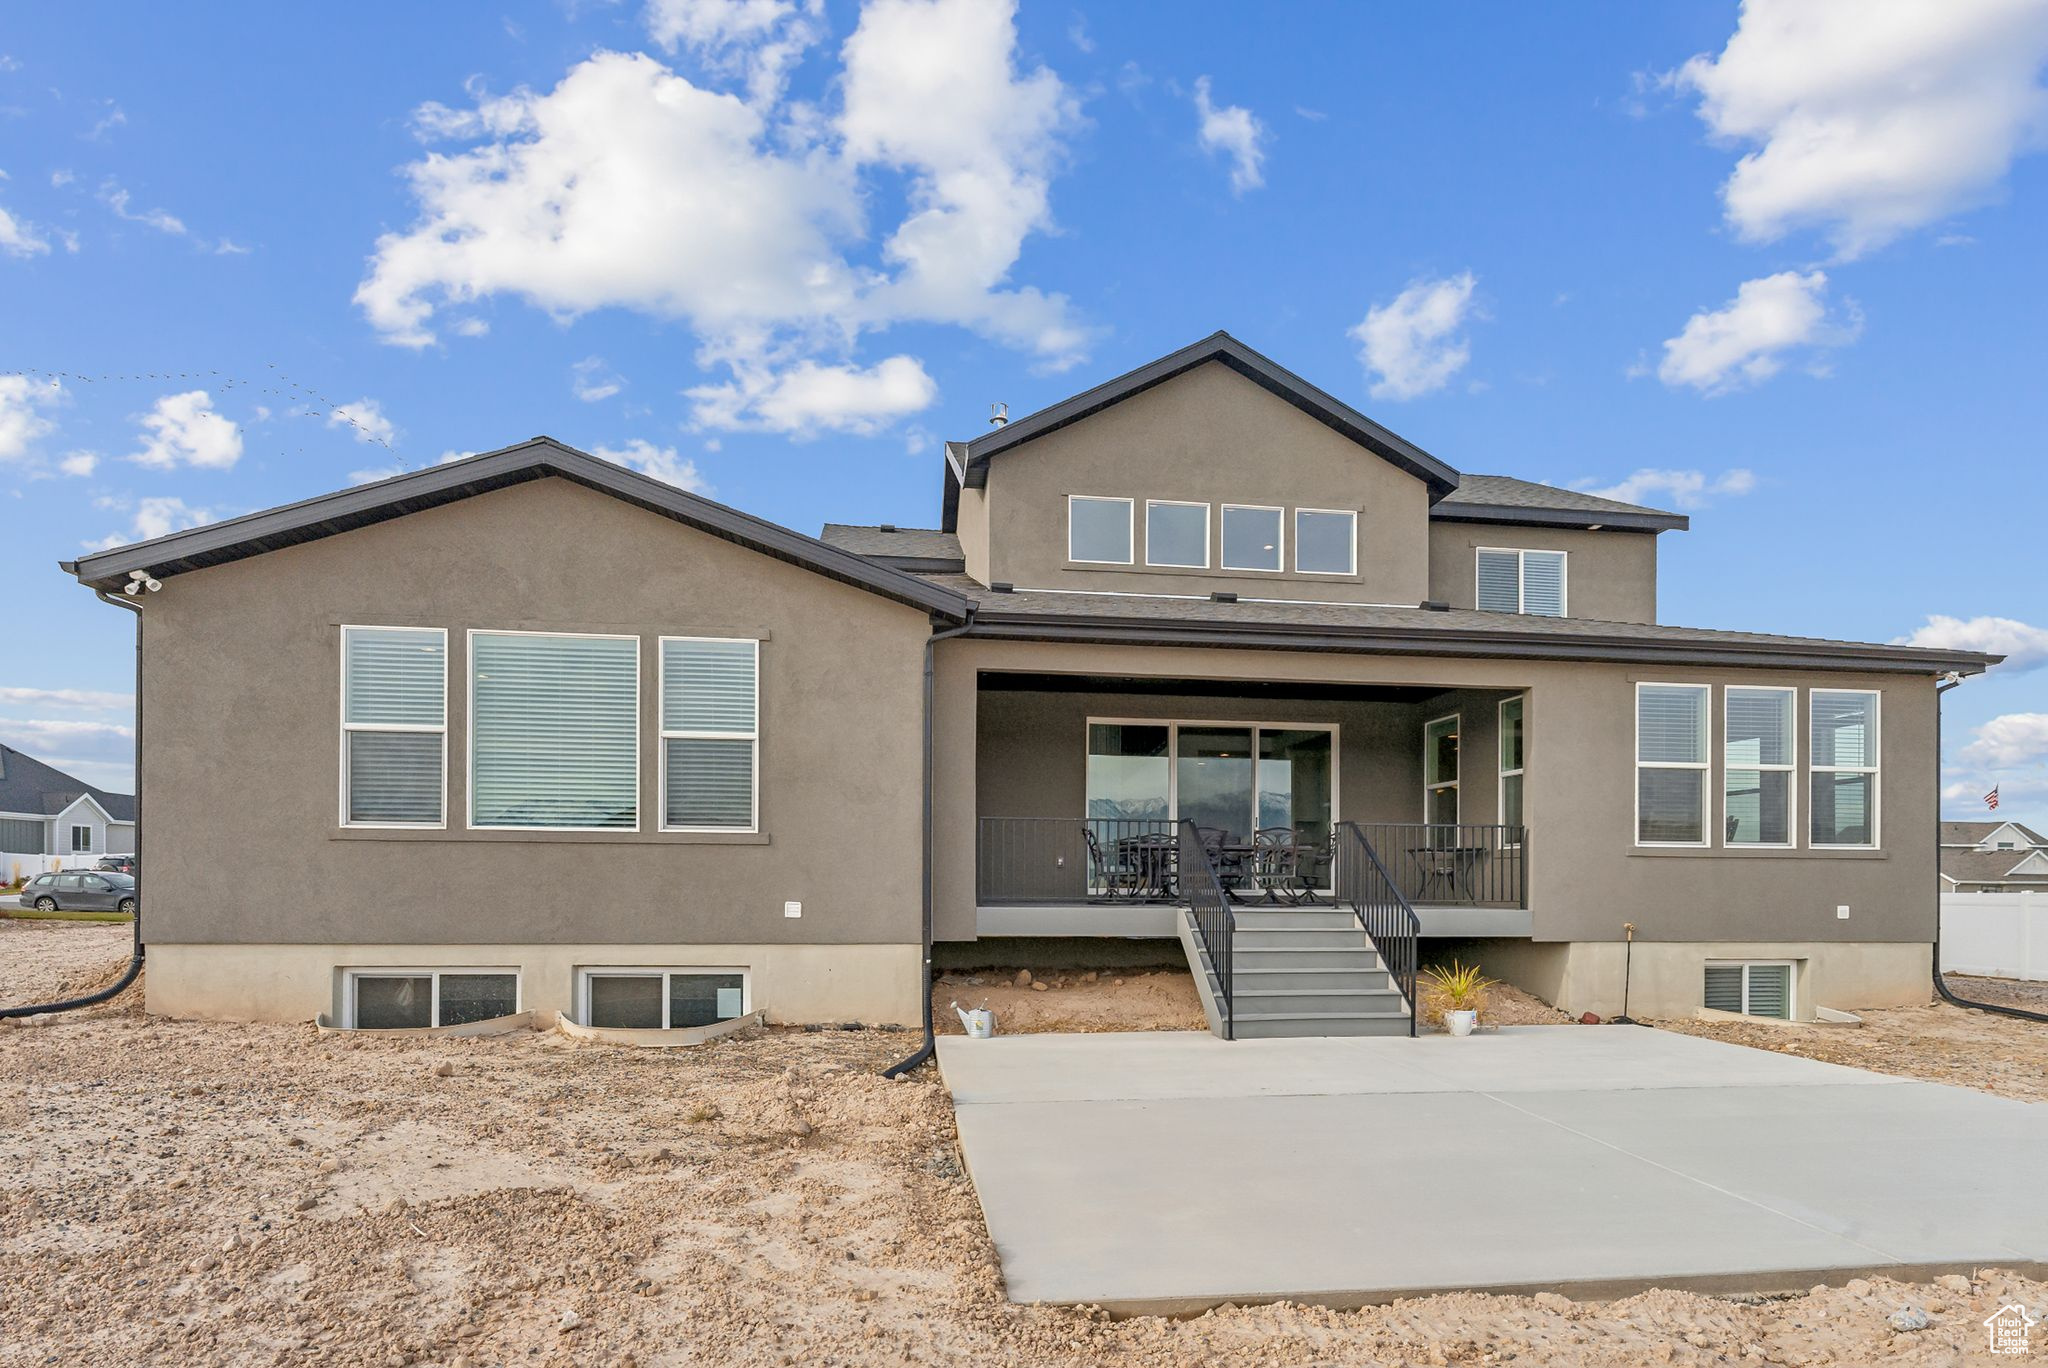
1;588;145;1020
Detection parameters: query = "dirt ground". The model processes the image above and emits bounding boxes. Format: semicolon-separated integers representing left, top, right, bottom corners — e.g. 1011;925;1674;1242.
933;968;1206;1034
3;919;2044;1367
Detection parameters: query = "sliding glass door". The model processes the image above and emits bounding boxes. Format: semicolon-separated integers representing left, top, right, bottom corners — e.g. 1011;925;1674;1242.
1086;719;1336;847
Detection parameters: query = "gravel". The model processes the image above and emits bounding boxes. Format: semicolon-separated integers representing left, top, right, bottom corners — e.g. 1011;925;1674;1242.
4;920;2041;1366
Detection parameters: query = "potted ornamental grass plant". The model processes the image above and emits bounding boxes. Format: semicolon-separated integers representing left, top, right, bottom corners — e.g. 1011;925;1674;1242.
1420;961;1497;1037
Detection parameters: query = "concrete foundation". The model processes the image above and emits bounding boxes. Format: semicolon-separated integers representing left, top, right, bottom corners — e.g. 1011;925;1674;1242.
1466;939;1932;1020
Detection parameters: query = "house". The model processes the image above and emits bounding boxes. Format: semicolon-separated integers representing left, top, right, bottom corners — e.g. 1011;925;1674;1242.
1940;820;2048;893
61;332;1997;1034
0;743;137;879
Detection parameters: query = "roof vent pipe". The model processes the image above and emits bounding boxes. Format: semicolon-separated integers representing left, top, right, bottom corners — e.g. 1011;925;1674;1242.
989;403;1008;427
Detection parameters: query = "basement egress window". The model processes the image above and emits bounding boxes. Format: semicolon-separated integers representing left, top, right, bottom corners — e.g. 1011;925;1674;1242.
581;969;748;1030
347;969;519;1029
1703;962;1793;1020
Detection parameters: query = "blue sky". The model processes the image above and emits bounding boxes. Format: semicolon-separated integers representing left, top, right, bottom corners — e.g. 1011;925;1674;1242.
2;0;2045;826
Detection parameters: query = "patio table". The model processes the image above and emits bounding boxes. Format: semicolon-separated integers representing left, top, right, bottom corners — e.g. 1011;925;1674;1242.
1406;845;1487;903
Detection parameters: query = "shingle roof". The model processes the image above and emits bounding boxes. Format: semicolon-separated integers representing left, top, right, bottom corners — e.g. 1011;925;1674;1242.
1941;847;2048;886
818;524;965;570
935;577;1998;674
1942;821;2048;847
0;745;135;823
1432;475;1688;532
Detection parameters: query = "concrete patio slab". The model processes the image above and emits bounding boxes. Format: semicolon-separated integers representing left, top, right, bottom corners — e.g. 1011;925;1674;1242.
937;1027;2048;1312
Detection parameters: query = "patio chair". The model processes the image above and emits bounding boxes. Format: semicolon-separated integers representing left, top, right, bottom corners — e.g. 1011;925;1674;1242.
1250;827;1310;903
1083;827;1142;902
1195;825;1248;892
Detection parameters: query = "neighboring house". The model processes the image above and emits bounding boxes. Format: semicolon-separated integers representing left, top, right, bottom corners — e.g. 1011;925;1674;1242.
1940;821;2048;893
0;743;137;876
62;332;1996;1034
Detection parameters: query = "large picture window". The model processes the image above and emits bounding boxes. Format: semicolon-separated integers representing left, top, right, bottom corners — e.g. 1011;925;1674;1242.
661;637;759;831
1637;683;1709;845
1294;508;1357;575
1068;495;1134;564
1725;686;1794;846
1084;720;1335;849
1144;500;1209;568
1811;690;1879;848
1221;504;1283;571
341;625;447;827
470;630;638;830
1475;548;1567;616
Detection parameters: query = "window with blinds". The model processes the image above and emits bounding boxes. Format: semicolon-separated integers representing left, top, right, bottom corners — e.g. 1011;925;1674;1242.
661;637;759;831
1704;961;1792;1019
1812;690;1879;848
1637;683;1708;845
470;631;638;830
1725;686;1794;846
341;626;447;826
1475;548;1566;616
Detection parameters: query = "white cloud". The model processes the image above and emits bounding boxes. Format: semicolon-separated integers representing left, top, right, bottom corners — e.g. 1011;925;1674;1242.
1350;272;1479;400
0;686;132;711
1961;713;2048;770
130;391;242;470
1674;0;2048;258
0;717;133;754
1896;615;2048;672
644;0;824;106
58;450;98;477
327;397;396;447
0;375;62;464
83;105;127;142
572;356;625;402
357;1;1087;435
590;438;712;492
85;495;216;551
0;201;49;258
100;181;187;236
1577;468;1757;510
687;353;936;434
1655;270;1858;393
1192;75;1267;194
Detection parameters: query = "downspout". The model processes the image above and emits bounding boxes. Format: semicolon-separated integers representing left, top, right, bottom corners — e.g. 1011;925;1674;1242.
883;606;977;1078
0;588;144;1018
1931;673;2048;1024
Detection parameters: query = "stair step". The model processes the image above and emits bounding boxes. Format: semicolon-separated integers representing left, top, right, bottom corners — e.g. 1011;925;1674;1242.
1233;928;1373;950
1234;946;1383;971
1231;966;1394;992
1234;986;1409;1016
1227;908;1359;930
1233;1011;1413;1039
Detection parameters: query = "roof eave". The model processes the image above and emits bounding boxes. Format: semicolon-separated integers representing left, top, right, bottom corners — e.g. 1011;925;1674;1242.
1429;502;1689;533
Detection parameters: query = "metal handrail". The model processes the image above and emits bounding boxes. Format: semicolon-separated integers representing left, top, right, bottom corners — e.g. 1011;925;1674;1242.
1350;822;1527;909
1178;819;1237;1039
1334;821;1420;1037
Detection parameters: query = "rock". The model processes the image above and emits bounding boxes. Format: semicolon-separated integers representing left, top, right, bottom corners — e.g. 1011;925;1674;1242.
790;1120;814;1139
559;1309;583;1333
1080;971;1098;984
167;1174;190;1190
1532;1292;1571;1313
430;1060;455;1078
1846;1278;1873;1297
221;1234;241;1254
1935;1273;1972;1294
1888;1305;1929;1332
1030;982;1048;993
284;1135;306;1148
1013;970;1032;988
1578;1012;1601;1025
318;1158;340;1174
294;1194;317;1212
384;1199;406;1217
1112;978;1124;986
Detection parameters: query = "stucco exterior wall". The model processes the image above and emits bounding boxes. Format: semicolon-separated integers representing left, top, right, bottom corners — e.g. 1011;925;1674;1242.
979;362;1433;604
934;637;1938;950
1427;522;1659;623
140;475;931;950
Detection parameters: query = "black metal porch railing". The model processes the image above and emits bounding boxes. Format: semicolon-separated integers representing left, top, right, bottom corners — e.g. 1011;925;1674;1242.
1349;823;1527;909
1333;821;1419;1037
1178;818;1235;1039
975;817;1180;904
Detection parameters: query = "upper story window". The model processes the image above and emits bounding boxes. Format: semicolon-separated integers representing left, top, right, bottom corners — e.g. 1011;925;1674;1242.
1144;500;1209;569
661;637;759;831
1476;548;1567;616
70;825;92;852
341;625;447;827
1295;509;1357;576
1725;686;1795;847
1067;495;1133;564
470;630;638;830
1221;504;1283;572
1637;683;1709;846
1811;689;1879;848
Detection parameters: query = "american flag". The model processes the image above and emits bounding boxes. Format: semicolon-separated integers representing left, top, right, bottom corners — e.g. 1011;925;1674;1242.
1986;785;2001;810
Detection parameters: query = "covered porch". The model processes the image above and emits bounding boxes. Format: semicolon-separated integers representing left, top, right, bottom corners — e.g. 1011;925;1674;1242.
970;671;1530;939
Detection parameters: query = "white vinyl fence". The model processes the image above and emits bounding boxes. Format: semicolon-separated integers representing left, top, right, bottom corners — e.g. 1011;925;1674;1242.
1;852;89;883
1941;891;2048;981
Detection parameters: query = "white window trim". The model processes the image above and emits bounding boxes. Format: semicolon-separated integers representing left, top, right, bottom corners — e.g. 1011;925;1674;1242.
70;824;92;853
1498;695;1525;843
1475;547;1569;616
343;967;522;1030
1220;503;1285;573
1067;494;1135;566
1810;687;1881;849
1143;499;1211;569
339;624;449;830
1294;507;1358;576
659;635;761;834
1423;712;1461;825
467;628;642;833
1635;681;1711;849
1723;685;1797;849
1704;959;1796;1020
576;966;752;1030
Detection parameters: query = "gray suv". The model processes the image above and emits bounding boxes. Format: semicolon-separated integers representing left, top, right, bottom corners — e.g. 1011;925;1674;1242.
18;871;137;914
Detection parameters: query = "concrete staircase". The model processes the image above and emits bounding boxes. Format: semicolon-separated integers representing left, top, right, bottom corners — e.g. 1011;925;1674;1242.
1185;906;1412;1038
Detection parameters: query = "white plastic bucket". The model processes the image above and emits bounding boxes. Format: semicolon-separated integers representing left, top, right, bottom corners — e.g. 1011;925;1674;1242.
1446;1009;1478;1037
